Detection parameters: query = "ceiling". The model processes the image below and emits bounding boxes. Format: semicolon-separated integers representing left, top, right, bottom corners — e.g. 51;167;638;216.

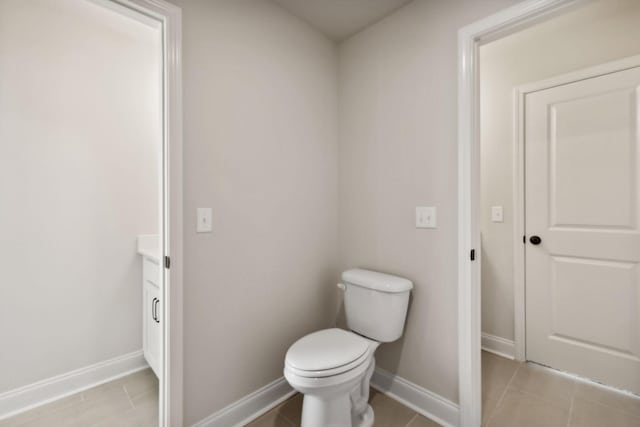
272;0;414;41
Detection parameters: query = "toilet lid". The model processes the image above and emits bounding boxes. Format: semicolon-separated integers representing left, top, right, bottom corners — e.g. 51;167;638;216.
285;328;370;373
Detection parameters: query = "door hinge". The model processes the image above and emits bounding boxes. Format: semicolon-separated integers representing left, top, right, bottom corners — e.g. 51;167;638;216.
470;249;475;261
164;256;171;269
523;235;526;244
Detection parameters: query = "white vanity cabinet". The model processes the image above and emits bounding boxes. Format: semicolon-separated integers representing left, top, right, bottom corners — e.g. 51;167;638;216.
138;235;162;379
142;257;162;377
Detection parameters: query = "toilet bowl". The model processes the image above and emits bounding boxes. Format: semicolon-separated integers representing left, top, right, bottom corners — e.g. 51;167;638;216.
284;269;413;427
284;328;379;427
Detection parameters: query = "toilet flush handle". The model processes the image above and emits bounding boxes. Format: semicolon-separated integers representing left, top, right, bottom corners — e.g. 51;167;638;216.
336;282;346;291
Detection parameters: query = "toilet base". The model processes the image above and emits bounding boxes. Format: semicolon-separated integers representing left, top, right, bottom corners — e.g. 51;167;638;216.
354;405;374;427
301;393;352;427
299;396;374;427
297;358;376;427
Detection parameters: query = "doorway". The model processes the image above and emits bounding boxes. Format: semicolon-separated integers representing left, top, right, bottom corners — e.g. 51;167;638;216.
0;0;182;426
459;0;640;425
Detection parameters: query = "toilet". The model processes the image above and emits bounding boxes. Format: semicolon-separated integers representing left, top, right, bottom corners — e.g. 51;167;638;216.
284;269;413;427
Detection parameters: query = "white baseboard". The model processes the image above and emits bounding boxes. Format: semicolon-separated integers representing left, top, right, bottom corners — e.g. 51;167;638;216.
371;368;459;427
481;333;515;360
192;377;295;427
0;350;147;421
191;369;460;427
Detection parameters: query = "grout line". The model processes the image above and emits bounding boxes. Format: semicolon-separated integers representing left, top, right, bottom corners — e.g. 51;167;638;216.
279;413;296;427
278;412;296;427
565;381;577;427
122;385;135;410
512;386;568;403
405;412;419;427
484;362;522;427
566;396;574;427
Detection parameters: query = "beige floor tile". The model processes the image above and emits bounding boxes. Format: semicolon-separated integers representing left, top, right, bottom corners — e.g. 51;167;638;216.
509;363;575;406
0;393;83;427
81;379;127;401
92;407;158;427
481;352;521;422
487;387;570;427
245;409;294;427
406;413;442;426
83;369;154;401
482;396;500;426
20;382;133;427
573;381;640;418
482;352;520;401
122;370;158;400
369;389;418;427
130;388;159;416
275;393;303;425
0;370;158;427
569;397;640;427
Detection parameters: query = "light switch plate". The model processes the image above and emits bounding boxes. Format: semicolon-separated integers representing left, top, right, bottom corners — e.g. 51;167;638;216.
197;208;213;233
491;206;504;223
416;206;437;228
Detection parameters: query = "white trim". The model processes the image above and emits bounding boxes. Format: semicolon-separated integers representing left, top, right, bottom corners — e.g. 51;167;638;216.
512;85;527;362
511;53;640;363
516;54;640;95
0;351;147;421
191;378;295;427
371;368;459;427
161;1;184;425
457;1;585;425
108;1;183;426
481;334;515;360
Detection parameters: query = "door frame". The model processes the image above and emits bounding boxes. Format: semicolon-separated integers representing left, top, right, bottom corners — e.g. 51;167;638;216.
511;53;640;363
457;0;585;425
108;1;183;426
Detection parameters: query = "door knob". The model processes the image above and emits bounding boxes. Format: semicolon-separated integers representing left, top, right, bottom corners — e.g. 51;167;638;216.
529;235;542;245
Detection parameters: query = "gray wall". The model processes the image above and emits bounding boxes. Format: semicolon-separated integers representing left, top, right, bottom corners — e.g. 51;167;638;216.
0;0;160;393
480;0;640;342
167;1;340;424
168;0;533;422
337;0;521;403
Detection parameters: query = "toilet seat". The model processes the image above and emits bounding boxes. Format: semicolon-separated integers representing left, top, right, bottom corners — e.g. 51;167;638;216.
285;328;371;378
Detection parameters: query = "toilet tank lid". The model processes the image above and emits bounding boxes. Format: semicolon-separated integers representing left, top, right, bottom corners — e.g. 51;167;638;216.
342;269;413;293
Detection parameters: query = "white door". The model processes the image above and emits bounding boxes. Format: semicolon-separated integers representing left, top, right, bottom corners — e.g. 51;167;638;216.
525;65;640;394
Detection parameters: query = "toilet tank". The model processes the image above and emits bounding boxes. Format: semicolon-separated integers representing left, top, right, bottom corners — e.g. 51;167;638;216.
342;269;413;342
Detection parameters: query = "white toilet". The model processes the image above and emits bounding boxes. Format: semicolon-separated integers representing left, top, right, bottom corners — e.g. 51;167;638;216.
284;269;413;427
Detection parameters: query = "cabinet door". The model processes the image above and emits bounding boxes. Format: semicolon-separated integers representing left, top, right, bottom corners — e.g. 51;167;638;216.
143;280;161;377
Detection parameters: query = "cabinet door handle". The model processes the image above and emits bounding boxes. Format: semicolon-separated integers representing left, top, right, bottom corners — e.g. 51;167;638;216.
151;297;157;321
154;298;160;323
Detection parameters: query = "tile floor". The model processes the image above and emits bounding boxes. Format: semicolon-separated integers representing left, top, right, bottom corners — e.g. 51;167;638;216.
3;353;639;427
482;351;640;427
0;368;158;427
